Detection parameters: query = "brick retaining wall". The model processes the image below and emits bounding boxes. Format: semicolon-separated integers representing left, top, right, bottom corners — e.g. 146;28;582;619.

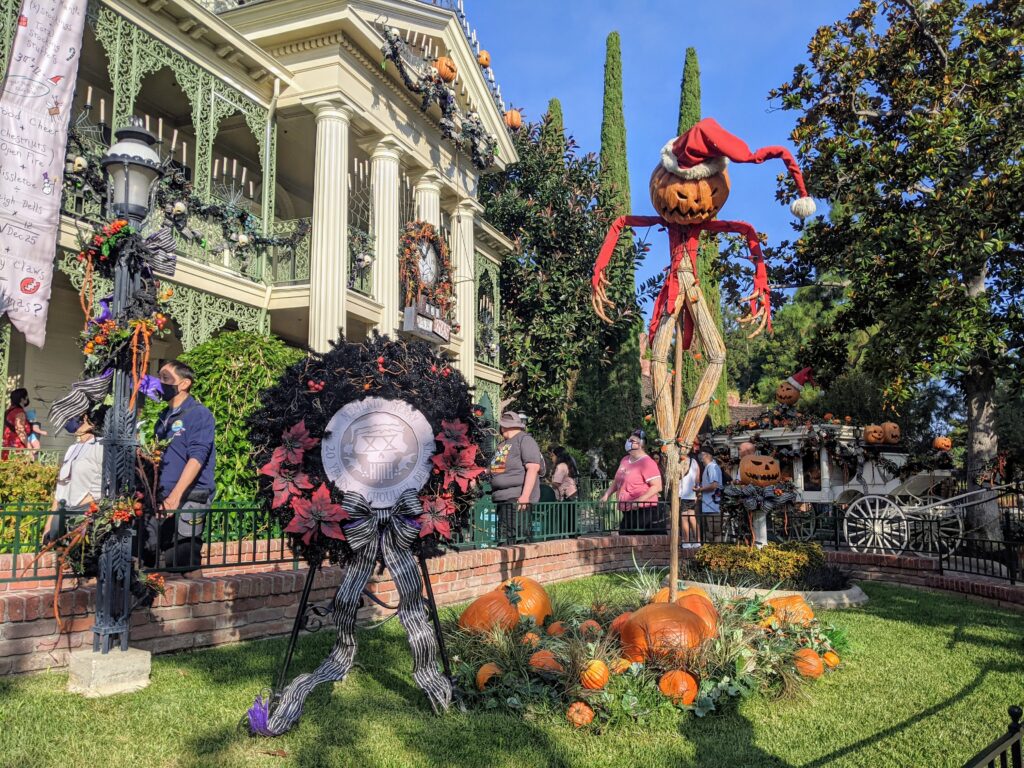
1;536;1020;677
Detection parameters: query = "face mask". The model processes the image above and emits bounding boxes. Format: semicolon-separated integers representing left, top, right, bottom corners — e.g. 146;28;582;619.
160;382;179;401
64;418;82;434
625;440;639;452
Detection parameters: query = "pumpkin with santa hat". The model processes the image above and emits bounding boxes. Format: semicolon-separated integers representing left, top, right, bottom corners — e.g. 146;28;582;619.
776;367;815;406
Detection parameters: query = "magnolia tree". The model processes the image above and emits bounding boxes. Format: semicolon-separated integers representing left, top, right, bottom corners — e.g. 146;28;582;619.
772;0;1024;538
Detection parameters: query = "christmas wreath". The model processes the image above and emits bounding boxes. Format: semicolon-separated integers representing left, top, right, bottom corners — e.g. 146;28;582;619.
247;333;486;566
399;220;455;320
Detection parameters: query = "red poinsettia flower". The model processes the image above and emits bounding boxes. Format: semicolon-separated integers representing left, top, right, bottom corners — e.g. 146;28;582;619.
285;484;349;545
276;420;319;465
260;455;314;508
430;444;485;493
417;494;457;540
435;419;471;450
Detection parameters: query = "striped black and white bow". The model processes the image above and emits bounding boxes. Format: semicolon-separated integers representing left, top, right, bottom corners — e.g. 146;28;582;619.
143;227;177;276
248;489;451;737
48;371;113;430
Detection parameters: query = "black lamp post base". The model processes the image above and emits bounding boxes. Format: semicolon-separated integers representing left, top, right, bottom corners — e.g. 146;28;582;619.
91;526;136;654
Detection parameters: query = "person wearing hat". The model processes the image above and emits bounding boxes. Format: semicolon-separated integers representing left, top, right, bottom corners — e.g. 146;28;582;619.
43;407;107;543
601;430;664;532
489;412;546;544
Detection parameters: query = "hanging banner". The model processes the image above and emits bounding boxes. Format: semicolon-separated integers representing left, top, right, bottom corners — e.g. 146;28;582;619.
0;0;88;347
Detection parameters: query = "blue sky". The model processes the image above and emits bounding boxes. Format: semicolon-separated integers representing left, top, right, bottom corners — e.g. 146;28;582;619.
467;1;844;296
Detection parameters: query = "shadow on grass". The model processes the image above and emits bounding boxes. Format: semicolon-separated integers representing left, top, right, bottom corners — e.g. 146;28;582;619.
681;707;796;768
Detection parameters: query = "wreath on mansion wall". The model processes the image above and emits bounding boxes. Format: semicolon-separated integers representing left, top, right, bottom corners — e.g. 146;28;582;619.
247;334;486;567
399;220;455;320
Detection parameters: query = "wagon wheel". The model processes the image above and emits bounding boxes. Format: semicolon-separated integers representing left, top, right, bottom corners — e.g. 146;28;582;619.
907;502;964;556
843;495;908;555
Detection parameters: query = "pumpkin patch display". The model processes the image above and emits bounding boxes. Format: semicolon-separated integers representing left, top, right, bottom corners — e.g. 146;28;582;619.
862;424;884;445
459;584;521;633
793;648;824;678
566;701;594;727
764;595;815;627
580;660;610;690
434;55;457;83
881;422;901;444
619;603;708;662
738;454;781;487
529;649;564;674
932;435;952;452
476;662;502;691
500;576;552;626
659;669;699;705
823;651;841;669
676;594;718;637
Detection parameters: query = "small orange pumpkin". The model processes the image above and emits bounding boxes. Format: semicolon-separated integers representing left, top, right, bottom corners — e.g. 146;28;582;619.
529;649;564;674
658;669;699;705
609;611;633;637
566;701;594;727
546;621;566;637
764;595;815;627
881;421;901;444
475;662;502;691
521;631;541;648
578;619;603;638
458;584;521;633
477;49;491;67
794;648;824;678
500;576;552;627
580;659;610;690
675;594;718;637
932;435;952;452
863;424;884;444
434;55;457;83
504;109;522;130
823;650;840;669
619;603;708;663
610;658;632;675
649;163;730;225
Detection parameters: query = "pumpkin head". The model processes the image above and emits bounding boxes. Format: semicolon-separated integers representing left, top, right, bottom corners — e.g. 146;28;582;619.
566;701;594;727
738;454;781;487
459;584;521;633
477;49;491;67
529;649;564;674
578;619;603;638
675;594;718;637
881;422;901;444
580;659;610;690
546;621;566;637
932;435;952;452
793;648;824;678
649;163;730;225
475;662;502;691
764;595;815;627
822;650;840;669
862;424;884;444
658;669;699;705
504;109;522;130
500;576;552;626
775;380;801;406
434;55;457;83
609;611;633;637
619;603;708;663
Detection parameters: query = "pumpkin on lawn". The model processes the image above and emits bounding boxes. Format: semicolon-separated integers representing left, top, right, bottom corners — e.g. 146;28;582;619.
434;55;457;83
823;650;841;669
578;619;603;638
566;701;594;727
459;583;521;633
580;660;610;690
500;576;552;626
649;162;730;225
658;670;699;705
619;603;708;663
529;649;564;674
793;648;824;678
738;454;781;487
763;595;815;627
610;658;632;675
609;611;633;637
521;631;541;648
546;621;566;637
675;594;718;637
475;662;502;691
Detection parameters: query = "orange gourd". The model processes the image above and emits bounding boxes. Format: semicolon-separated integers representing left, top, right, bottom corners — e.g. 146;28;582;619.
546;621;566;637
610;658;631;675
500;576;552;626
675;594;718;637
658;670;699;705
609;611;632;637
458;583;521;633
764;595;815;627
794;648;824;678
566;701;594;727
475;662;502;691
434;55;457;83
823;650;840;669
580;659;609;690
529;649;564;674
521;631;541;648
578;619;602;638
504;109;522;130
619;603;707;663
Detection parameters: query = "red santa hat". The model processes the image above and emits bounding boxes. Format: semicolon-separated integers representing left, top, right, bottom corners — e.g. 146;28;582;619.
785;367;816;391
660;118;817;219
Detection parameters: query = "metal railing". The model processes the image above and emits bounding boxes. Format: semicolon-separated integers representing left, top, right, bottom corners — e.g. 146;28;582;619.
963;705;1022;768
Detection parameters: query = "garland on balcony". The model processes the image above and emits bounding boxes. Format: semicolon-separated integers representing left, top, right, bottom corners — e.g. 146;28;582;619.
399;220;455;319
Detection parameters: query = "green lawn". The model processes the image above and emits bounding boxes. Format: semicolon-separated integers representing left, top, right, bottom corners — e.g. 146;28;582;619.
1;578;1022;768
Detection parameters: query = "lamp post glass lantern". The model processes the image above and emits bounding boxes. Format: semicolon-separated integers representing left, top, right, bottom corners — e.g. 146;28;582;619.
92;119;164;653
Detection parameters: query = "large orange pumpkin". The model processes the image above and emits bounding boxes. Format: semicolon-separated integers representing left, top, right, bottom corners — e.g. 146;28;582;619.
823;650;841;669
529;649;564;674
794;648;824;678
459;584;520;633
675;594;718;637
566;701;594;727
738;454;781;487
764;595;815;627
658;670;699;705
434;55;457;83
881;421;902;444
677;586;711;601
649;163;730;225
580;659;610;690
609;611;633;637
476;662;502;691
500;576;552;626
619;603;708;663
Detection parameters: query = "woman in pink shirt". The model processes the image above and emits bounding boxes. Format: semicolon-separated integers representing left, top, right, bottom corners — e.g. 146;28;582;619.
601;430;664;532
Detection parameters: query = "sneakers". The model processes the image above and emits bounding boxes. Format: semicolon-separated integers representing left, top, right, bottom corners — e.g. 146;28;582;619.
680;542;700;549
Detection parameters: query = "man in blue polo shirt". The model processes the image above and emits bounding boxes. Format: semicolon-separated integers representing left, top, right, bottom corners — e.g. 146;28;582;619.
152;359;216;571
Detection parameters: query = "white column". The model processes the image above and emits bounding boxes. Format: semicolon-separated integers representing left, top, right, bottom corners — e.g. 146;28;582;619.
307;101;351;352
371;138;402;336
453;198;483;383
414;171;442;227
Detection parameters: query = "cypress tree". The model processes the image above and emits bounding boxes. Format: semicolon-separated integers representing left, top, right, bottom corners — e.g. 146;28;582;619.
543;97;565;146
676;47;731;426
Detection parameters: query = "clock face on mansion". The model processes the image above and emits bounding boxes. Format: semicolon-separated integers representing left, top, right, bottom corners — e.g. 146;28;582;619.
321;397;435;508
418;240;438;285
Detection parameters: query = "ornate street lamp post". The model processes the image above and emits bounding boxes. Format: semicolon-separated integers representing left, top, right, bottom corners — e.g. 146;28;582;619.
92;119;163;653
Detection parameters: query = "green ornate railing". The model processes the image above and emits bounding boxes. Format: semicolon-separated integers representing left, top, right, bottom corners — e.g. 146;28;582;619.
266;218;312;284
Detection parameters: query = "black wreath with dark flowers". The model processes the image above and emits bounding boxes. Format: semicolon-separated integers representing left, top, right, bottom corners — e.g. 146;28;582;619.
247;333;487;567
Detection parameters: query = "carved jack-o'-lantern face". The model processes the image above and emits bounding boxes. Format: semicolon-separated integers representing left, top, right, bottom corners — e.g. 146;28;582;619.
881;422;901;444
738;454;781;487
649;164;730;225
863;425;884;444
775;381;801;406
932;435;952;452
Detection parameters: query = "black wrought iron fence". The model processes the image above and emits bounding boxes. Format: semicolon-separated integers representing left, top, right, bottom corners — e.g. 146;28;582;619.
962;705;1022;768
